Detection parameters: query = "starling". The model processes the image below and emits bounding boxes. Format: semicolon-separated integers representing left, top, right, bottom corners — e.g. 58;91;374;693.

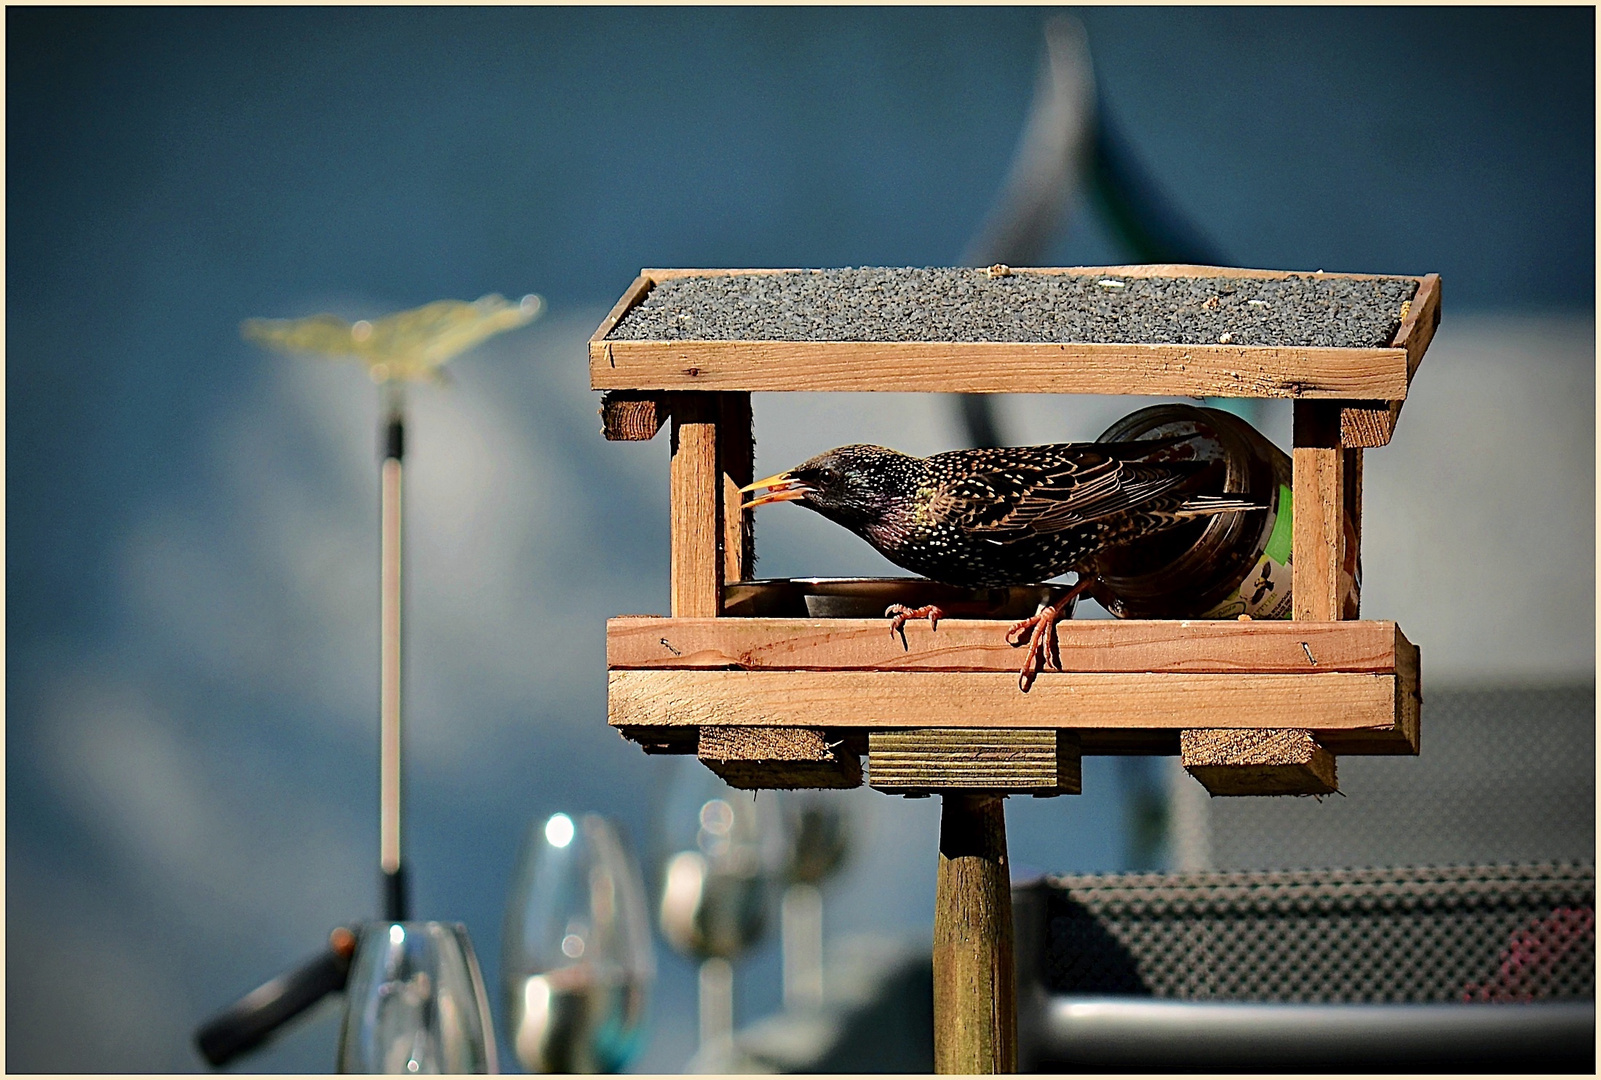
742;439;1262;690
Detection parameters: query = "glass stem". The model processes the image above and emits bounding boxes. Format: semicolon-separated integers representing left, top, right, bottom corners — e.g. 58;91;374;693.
781;883;824;1010
698;957;734;1054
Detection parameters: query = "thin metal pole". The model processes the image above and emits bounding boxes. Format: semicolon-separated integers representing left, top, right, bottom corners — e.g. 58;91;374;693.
379;401;408;921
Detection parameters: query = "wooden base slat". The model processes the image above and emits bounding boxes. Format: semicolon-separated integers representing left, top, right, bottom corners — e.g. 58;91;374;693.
698;725;861;789
869;728;1080;795
610;616;1407;674
610;669;1401;735
1181;728;1337;796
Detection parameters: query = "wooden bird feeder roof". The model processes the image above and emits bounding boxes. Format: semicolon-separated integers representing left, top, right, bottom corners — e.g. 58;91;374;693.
591;265;1439;446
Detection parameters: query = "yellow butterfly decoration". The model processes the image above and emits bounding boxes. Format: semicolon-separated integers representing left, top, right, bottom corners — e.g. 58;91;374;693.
242;293;544;383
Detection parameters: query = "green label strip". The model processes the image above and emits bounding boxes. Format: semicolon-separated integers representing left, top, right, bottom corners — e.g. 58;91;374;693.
1264;483;1294;564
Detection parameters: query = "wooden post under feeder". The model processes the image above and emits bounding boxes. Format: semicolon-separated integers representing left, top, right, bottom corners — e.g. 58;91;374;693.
593;264;1436;1072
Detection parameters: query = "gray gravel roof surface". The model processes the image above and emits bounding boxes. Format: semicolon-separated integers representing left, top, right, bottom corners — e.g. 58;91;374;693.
607;268;1418;348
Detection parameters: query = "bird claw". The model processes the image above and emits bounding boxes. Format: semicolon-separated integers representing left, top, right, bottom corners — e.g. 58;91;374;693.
1007;608;1064;693
885;604;943;651
1006;577;1097;693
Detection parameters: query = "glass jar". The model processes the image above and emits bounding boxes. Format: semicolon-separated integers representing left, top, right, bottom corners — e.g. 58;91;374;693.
1087;403;1333;620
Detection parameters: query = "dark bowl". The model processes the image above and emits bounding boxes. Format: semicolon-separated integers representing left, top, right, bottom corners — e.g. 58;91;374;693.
721;577;1065;620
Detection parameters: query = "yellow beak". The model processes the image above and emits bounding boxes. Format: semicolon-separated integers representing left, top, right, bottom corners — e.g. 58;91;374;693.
740;471;812;509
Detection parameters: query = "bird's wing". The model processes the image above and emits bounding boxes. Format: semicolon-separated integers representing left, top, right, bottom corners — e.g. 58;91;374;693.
941;447;1201;537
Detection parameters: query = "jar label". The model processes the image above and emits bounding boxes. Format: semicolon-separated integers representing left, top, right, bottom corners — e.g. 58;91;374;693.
1201;483;1294;619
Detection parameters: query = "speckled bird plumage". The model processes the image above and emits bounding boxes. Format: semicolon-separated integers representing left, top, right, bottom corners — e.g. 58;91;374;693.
747;440;1258;588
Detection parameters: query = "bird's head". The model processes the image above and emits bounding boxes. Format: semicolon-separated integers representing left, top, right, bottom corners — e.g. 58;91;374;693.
741;444;917;528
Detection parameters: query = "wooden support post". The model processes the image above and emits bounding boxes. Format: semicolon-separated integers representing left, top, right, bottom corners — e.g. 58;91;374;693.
1293;402;1361;621
933;794;1017;1074
669;392;722;618
718;392;755;585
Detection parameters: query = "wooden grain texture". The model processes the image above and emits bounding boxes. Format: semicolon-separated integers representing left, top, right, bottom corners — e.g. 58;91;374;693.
869;729;1080;794
1330;628;1423;756
608;670;1400;733
1338;273;1441;446
609;617;1407;673
1181;728;1337;796
934;794;1017;1074
588;272;654;345
1395;273;1442;377
599;390;668;440
717;392;755;585
1293;402;1360;621
590;338;1412;397
698;725;862;789
669;393;722;617
1338;400;1404;448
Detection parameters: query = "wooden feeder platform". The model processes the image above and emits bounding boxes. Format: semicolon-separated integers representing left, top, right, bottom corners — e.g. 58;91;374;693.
591;264;1438;1073
593;264;1435;799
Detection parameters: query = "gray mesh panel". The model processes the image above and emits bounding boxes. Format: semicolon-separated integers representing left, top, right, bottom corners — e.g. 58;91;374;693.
1039;862;1595;1003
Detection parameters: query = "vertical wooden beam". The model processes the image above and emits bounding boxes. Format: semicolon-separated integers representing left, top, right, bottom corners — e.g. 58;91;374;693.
933;794;1017;1074
669;392;722;618
1293;402;1361;621
718;392;755;584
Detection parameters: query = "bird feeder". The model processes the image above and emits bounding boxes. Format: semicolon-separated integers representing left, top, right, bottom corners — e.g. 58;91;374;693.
591;264;1435;1073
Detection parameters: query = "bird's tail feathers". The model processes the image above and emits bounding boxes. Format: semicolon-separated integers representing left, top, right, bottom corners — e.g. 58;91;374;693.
1173;494;1266;518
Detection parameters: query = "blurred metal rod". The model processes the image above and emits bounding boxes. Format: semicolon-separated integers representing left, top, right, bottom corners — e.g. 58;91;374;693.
380;406;408;921
956;16;1095;450
194;927;358;1068
1033;997;1596;1071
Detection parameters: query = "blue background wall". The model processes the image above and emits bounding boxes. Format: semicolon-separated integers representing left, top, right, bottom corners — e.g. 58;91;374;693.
7;6;1593;1072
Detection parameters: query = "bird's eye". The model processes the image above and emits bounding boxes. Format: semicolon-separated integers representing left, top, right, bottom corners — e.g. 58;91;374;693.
816;468;838;486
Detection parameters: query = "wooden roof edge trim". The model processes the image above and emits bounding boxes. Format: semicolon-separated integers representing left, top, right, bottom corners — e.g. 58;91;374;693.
588;272;655;345
636;265;1430;283
1392;273;1442;376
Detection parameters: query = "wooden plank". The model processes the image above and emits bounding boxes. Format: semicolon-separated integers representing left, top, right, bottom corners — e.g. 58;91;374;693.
608;670;1400;733
610;617;1406;673
590;338;1412;397
868;729;1081;794
1338;273;1441;446
717;392;754;584
599;390;668;440
669;393;721;617
1328;628;1421;755
1181;728;1337;796
933;794;1017;1074
1339;399;1404;448
644;264;1420;284
615;722;1414;758
1395;272;1442;377
698;725;862;790
588;272;655;346
1293;402;1360;620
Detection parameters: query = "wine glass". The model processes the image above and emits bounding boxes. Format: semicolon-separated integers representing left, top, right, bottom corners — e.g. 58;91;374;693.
779;790;855;1010
657;760;786;1060
500;812;654;1074
336;921;497;1074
